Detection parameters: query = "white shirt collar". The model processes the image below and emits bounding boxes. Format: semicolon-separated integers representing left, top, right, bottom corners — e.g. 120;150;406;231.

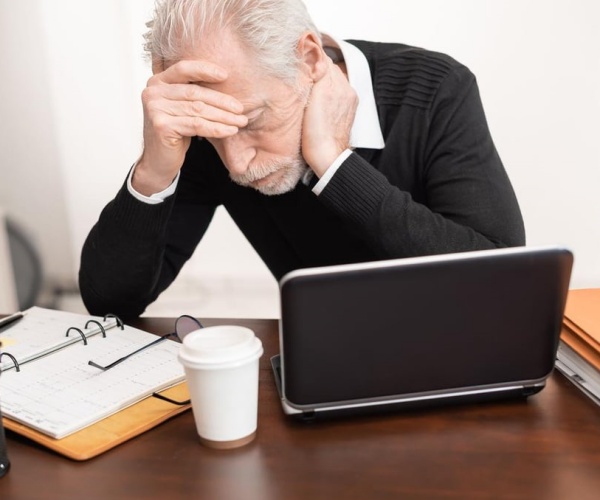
322;34;385;150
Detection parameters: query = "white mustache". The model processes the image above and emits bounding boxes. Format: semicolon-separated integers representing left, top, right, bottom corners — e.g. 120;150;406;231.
230;157;294;185
228;155;309;196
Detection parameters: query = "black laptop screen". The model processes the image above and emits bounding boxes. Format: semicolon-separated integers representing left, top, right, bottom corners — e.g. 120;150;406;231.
279;247;572;406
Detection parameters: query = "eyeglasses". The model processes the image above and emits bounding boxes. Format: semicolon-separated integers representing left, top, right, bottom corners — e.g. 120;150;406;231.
87;315;203;371
87;315;204;406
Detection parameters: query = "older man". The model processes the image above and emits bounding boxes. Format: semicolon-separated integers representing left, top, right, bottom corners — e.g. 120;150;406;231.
79;0;525;319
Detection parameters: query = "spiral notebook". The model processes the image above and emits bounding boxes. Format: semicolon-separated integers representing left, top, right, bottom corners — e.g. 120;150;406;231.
0;307;190;460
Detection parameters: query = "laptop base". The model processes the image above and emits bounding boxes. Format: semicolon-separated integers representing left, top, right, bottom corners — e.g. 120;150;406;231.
270;354;544;422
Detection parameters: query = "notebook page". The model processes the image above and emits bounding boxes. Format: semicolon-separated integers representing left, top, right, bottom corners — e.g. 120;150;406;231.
0;307;117;371
0;325;184;439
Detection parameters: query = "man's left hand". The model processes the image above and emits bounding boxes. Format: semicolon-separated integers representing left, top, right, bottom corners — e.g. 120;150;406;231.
301;58;358;177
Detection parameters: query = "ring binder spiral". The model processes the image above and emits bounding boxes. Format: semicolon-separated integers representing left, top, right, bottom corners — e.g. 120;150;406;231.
84;319;107;337
0;307;122;372
65;326;88;345
103;313;124;330
0;352;19;372
0;306;189;456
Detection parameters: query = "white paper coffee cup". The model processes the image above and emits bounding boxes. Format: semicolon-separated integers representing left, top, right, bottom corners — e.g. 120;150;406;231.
178;325;263;449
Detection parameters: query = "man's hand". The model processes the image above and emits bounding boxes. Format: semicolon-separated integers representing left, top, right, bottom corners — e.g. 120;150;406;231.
133;59;248;196
301;58;358;178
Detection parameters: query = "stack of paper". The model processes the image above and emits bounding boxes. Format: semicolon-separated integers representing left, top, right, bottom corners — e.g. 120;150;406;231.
555;289;600;404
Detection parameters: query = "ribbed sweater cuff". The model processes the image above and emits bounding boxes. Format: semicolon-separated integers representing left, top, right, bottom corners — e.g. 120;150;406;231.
106;183;175;239
318;153;390;225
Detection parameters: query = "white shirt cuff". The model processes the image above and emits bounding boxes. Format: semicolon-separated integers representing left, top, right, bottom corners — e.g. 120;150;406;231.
127;162;179;204
312;149;353;196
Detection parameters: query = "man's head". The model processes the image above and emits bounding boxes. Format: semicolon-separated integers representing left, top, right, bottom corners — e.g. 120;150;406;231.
145;0;327;195
145;0;319;83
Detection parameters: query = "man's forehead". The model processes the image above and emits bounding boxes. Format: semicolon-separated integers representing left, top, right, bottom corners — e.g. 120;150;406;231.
183;30;269;104
190;28;254;71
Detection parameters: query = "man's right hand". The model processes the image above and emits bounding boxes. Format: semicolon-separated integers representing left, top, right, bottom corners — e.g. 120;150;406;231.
132;59;248;196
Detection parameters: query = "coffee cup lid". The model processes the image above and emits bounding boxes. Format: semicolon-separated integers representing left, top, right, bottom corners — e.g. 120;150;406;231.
178;325;263;368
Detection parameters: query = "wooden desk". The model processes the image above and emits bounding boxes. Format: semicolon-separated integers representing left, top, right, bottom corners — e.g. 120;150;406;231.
1;317;600;499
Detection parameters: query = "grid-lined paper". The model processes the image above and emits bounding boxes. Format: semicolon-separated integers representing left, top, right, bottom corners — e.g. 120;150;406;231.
0;309;184;439
0;306;118;371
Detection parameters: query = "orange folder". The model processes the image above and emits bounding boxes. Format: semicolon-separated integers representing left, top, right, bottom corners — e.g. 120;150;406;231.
562;289;600;350
559;289;600;374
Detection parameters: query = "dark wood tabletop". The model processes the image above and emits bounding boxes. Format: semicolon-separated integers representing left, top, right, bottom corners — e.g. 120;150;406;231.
1;316;600;500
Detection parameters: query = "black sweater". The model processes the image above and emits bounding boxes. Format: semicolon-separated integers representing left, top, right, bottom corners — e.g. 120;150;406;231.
79;40;525;319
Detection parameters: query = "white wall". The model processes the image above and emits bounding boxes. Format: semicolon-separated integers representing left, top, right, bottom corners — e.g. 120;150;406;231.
0;1;598;314
0;0;74;288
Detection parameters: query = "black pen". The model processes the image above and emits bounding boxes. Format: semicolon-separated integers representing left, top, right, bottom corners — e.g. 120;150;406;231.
0;311;26;331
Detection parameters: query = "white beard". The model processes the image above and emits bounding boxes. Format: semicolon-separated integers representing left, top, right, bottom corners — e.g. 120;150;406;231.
229;155;309;196
229;82;313;196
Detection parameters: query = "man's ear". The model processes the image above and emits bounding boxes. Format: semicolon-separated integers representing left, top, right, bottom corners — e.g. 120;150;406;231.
297;31;328;82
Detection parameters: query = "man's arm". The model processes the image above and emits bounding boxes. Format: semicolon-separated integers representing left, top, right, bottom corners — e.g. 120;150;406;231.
79;59;247;319
304;60;525;257
79;175;215;320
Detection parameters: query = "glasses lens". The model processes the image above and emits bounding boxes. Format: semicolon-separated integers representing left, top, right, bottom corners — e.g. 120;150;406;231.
175;315;203;341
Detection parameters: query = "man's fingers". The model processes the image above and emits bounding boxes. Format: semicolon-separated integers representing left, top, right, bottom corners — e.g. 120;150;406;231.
143;84;248;129
152;115;241;140
156;59;229;85
143;58;249;141
147;97;248;128
143;80;245;114
182;100;249;128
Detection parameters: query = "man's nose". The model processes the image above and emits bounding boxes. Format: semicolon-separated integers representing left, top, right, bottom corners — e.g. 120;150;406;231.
220;135;255;176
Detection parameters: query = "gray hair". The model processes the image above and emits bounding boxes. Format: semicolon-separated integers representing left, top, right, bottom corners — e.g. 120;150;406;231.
144;0;320;82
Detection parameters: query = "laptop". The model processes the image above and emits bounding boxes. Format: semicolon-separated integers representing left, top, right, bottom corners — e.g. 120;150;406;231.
271;246;573;420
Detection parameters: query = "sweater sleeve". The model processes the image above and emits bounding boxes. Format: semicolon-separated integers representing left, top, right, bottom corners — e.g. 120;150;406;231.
78;172;216;320
317;63;525;259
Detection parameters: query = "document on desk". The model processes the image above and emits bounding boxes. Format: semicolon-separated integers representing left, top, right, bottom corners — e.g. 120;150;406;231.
555;288;600;405
0;307;184;439
0;306;118;371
